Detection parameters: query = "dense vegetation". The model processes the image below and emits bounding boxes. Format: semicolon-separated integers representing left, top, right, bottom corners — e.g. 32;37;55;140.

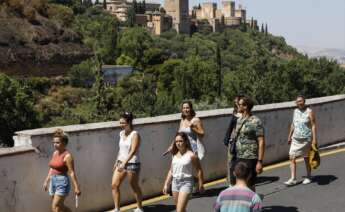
1;2;344;146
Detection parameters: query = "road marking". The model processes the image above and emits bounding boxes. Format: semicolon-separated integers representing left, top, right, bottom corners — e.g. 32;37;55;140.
115;147;345;211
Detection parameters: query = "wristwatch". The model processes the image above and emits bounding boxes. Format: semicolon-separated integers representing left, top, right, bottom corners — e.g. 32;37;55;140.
257;160;263;163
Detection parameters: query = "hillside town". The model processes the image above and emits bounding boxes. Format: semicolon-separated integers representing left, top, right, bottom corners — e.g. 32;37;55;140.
102;0;258;35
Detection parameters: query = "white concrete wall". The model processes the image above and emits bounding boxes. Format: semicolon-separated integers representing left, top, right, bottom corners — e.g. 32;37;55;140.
1;94;345;212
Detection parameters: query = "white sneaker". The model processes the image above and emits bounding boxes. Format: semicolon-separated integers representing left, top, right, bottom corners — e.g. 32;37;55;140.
113;209;120;212
302;178;312;184
284;178;298;186
133;208;144;212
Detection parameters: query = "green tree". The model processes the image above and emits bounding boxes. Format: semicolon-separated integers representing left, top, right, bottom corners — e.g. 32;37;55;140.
0;74;40;147
118;27;153;70
73;7;119;64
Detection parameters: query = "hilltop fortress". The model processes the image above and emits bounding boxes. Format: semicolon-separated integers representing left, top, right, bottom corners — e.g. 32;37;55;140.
103;0;258;35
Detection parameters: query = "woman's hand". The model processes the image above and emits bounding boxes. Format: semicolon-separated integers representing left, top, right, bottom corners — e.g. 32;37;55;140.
256;161;263;174
117;162;126;172
162;184;169;195
43;180;48;191
312;139;318;148
75;187;81;196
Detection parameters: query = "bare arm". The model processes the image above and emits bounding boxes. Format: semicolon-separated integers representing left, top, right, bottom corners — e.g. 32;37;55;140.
256;136;265;174
191;154;204;192
65;154;81;195
191;118;205;137
162;165;173;194
288;124;294;145
309;110;318;146
43;168;53;191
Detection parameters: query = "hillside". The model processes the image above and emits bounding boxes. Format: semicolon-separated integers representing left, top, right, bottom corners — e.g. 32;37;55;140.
0;1;93;76
1;5;345;146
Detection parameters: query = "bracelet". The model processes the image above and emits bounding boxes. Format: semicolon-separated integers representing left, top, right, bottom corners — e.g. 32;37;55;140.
257;160;263;163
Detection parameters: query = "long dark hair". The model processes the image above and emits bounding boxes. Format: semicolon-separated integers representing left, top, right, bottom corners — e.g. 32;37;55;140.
171;132;192;155
181;100;196;119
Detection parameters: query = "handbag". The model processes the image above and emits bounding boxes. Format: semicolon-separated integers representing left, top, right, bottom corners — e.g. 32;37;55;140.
197;138;205;160
223;115;238;146
309;143;320;170
229;118;247;156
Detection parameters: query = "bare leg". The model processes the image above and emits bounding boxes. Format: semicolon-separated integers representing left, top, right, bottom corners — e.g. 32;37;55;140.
111;169;127;210
304;157;311;178
172;192;179;209
52;195;72;212
289;157;297;180
176;192;190;212
128;171;143;209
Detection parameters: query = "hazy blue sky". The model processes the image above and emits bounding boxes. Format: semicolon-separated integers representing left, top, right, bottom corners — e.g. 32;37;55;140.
157;0;345;49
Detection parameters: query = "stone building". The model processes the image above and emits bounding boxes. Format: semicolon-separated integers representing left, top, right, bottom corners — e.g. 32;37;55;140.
105;0;131;21
146;11;173;35
105;0;161;22
164;0;190;34
235;4;246;23
222;1;235;18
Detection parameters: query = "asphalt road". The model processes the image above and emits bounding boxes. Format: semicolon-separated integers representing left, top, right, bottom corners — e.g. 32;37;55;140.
137;147;345;212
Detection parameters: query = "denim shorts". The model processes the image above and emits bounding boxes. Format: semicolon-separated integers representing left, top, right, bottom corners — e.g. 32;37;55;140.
49;174;70;196
172;177;194;193
116;160;141;173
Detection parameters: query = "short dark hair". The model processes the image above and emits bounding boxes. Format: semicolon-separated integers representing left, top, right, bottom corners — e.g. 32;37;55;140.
234;161;251;181
181;100;196;119
53;129;68;145
240;96;255;112
121;112;134;127
171;132;192;155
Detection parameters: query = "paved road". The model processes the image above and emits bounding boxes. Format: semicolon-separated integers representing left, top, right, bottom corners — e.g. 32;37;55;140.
137;147;345;212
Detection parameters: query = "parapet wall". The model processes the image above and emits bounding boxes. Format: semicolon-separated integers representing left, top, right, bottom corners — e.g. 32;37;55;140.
1;95;345;212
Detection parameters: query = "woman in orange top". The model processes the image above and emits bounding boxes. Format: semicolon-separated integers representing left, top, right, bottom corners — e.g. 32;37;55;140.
43;129;81;212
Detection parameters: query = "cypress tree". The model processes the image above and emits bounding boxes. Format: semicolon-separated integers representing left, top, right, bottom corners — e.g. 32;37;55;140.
265;23;268;36
103;0;107;9
216;44;222;97
261;23;264;33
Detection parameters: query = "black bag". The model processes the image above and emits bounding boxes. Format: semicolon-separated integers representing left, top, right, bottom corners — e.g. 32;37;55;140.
229;138;236;155
223;115;238;146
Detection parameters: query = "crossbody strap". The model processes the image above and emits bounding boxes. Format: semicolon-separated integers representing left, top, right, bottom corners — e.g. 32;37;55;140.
233;117;249;142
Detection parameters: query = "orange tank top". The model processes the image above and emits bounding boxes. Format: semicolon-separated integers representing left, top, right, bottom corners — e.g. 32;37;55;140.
49;150;69;175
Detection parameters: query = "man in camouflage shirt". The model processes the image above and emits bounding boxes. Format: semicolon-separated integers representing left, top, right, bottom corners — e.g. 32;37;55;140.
231;96;265;191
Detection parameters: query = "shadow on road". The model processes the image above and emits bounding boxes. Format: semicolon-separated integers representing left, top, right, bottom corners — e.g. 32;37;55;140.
144;204;175;212
256;176;280;186
194;186;227;198
263;206;299;212
312;175;337;185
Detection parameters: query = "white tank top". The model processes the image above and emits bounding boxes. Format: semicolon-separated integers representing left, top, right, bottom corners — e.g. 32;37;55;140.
172;151;194;179
117;130;140;163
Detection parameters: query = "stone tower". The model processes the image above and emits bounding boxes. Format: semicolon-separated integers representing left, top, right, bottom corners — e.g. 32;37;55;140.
222;1;235;18
164;0;190;34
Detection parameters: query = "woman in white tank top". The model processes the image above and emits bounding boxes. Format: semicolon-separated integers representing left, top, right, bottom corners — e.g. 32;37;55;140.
163;132;204;212
111;112;144;212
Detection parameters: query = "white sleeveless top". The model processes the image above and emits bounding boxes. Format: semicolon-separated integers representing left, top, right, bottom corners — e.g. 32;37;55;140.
172;151;194;179
117;130;140;163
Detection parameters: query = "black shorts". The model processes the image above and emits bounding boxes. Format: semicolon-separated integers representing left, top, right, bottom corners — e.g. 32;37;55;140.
229;158;258;187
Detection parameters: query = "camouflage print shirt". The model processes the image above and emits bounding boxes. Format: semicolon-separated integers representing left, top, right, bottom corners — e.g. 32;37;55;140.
235;115;264;159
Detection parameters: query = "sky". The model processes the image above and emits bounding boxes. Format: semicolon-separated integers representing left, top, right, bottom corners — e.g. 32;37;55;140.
156;0;345;49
